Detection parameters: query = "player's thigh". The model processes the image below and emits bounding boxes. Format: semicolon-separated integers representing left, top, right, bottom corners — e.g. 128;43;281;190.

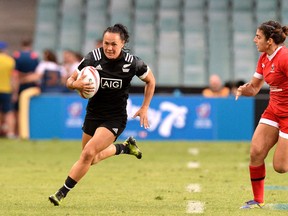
273;136;288;173
84;127;115;154
82;132;92;149
251;123;278;158
273;118;288;172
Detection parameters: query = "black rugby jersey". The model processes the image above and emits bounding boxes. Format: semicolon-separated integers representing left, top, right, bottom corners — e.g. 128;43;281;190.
78;48;148;120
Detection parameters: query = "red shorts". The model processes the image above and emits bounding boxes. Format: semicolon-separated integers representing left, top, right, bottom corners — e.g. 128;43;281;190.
260;104;288;138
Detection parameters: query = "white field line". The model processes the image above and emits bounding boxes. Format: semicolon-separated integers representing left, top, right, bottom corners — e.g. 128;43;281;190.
187;162;200;169
186;148;203;213
188;148;199;155
186;184;201;193
187;201;205;214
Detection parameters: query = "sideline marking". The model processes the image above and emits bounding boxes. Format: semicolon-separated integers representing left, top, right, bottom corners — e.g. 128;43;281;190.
188;148;199;155
186;184;201;193
187;162;200;169
265;185;288;190
187;201;204;214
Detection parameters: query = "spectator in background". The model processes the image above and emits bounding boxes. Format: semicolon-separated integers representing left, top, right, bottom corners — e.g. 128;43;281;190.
13;39;39;135
62;49;83;77
202;74;230;97
0;41;17;138
62;50;82;93
21;49;67;93
13;39;39;98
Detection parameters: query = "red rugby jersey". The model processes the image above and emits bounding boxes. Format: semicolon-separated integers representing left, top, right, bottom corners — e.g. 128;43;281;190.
255;46;288;116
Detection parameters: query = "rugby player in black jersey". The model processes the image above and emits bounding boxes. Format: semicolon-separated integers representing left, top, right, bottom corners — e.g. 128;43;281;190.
49;24;155;206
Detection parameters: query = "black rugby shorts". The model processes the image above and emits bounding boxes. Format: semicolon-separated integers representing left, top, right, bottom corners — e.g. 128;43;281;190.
82;118;127;140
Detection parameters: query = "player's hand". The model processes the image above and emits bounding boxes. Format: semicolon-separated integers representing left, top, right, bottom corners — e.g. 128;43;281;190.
235;87;242;100
133;107;150;129
74;74;95;93
235;83;250;100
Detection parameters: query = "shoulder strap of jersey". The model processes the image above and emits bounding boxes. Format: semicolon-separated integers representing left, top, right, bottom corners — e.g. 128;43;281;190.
92;48;102;61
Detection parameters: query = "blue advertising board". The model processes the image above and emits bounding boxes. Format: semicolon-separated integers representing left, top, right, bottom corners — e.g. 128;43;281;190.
30;94;253;140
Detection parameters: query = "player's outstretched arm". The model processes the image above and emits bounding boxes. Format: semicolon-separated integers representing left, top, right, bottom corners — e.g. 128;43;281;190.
133;69;156;129
235;77;264;100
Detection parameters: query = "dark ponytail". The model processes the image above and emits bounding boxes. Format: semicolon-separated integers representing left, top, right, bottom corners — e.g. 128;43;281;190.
103;23;130;44
258;20;288;44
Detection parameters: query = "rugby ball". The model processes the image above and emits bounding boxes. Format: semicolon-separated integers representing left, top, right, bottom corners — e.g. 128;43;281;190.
77;66;100;99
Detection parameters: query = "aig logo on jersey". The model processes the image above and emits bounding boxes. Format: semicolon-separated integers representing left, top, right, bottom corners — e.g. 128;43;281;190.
101;78;122;89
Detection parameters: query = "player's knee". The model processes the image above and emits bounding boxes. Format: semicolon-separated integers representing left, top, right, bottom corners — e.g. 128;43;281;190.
81;148;96;164
273;164;288;174
250;147;264;161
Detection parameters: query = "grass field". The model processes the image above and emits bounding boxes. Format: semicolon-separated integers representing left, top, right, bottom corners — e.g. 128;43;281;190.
0;138;288;216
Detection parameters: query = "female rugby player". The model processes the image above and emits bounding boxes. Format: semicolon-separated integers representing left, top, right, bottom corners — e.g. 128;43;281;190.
236;20;288;209
49;23;156;206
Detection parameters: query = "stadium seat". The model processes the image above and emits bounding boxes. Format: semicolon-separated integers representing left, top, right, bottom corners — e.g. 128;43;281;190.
34;0;59;54
255;0;277;25
157;31;181;85
157;0;181;85
184;0;205;9
135;0;157;9
59;0;84;52
232;0;256;81
83;0;108;53
109;0;133;47
183;32;206;86
209;0;227;10
159;0;180;9
281;0;288;24
207;0;231;82
233;0;253;10
132;45;157;85
158;8;180;32
133;0;158;85
182;0;206;86
134;24;155;48
32;0;285;87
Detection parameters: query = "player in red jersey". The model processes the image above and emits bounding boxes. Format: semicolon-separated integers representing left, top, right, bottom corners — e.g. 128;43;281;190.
236;20;288;209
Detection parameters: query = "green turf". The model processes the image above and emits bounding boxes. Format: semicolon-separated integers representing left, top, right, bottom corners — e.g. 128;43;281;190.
0;138;287;216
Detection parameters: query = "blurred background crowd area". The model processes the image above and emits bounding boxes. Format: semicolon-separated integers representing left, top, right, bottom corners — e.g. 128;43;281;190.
1;0;288;92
